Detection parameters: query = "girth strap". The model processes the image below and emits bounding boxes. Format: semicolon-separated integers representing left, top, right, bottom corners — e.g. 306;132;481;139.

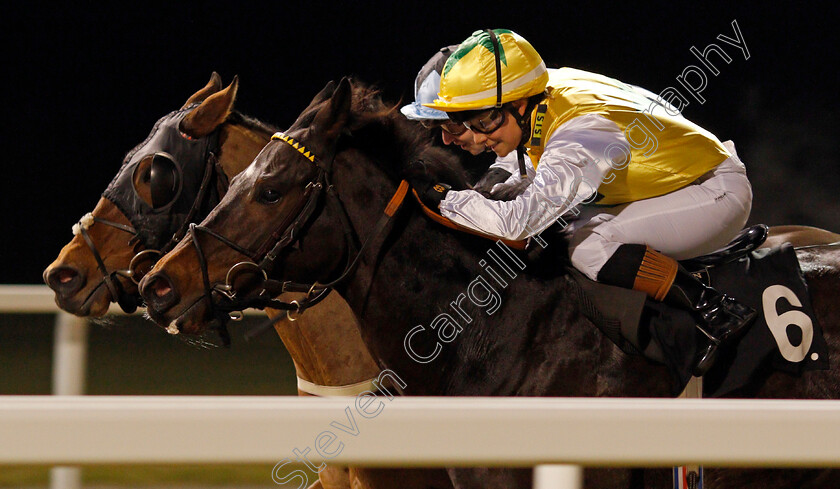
296;376;381;397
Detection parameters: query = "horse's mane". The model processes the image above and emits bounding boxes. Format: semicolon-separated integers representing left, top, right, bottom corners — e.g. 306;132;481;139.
341;80;472;191
227;110;280;136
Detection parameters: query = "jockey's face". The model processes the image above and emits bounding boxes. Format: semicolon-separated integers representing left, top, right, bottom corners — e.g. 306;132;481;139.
469;100;527;157
440;125;487;155
420;119;487;155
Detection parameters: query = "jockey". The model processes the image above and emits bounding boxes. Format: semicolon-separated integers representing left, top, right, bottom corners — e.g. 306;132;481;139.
401;45;489;156
421;29;757;377
401;45;526;187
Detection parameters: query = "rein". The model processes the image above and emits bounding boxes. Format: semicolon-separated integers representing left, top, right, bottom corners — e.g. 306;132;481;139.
410;189;528;250
182;131;412;338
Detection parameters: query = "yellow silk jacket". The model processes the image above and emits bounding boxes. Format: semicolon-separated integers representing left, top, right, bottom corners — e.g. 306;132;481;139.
527;68;730;205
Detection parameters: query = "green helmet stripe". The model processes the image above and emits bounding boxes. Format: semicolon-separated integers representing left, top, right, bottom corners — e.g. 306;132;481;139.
443;29;513;76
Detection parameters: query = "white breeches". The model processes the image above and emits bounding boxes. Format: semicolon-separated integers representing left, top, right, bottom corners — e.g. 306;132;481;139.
567;141;753;280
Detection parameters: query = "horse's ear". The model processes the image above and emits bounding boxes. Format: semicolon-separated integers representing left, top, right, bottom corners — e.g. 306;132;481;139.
182;72;223;108
180;75;239;138
311;79;337;106
310;77;352;142
289;80;338;129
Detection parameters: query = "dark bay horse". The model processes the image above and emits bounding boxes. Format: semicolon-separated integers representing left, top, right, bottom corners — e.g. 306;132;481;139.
42;74;451;489
140;77;840;489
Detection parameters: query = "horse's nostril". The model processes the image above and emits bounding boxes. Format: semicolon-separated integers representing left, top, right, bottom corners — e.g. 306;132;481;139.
45;266;84;295
57;269;75;284
141;273;179;314
153;280;172;298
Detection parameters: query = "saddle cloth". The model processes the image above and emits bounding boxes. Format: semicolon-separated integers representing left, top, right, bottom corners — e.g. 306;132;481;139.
571;243;829;397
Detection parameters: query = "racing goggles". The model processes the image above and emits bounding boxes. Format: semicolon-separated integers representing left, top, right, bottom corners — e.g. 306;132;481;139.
462;108;507;134
420;119;469;136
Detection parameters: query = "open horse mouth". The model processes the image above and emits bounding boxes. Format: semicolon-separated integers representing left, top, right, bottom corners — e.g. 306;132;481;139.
145;292;215;336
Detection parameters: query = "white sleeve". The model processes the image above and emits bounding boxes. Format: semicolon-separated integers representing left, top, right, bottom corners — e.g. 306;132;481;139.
439;114;627;240
487;151;537;190
488;151;519;172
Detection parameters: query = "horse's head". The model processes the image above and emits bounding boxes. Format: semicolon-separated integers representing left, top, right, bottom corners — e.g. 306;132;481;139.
43;73;243;316
140;77;469;335
139;79;348;333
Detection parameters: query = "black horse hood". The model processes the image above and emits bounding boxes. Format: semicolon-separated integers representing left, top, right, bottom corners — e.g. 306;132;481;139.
102;106;220;250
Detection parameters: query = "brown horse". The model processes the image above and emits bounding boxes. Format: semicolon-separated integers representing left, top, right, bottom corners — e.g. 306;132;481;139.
42;74;450;489
139;77;840;489
43;73;267;317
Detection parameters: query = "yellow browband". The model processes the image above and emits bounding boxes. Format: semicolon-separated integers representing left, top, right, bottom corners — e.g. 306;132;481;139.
271;132;318;164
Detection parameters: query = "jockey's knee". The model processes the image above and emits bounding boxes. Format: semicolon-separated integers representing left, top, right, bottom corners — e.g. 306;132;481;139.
569;236;622;281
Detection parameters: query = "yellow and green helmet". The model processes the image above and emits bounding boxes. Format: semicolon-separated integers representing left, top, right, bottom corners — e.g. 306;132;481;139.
424;29;548;112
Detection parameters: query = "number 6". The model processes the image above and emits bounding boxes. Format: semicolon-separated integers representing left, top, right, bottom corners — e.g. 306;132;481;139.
762;285;813;362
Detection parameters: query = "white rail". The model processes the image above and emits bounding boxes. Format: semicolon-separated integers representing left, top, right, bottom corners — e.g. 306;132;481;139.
0;284;261;489
4;285;838;489
1;285;94;489
0;284;77;313
0;284;264;315
1;396;840;466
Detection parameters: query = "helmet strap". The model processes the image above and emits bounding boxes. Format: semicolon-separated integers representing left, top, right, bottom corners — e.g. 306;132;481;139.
485;29;503;109
511;93;547;180
483;29;546;181
505;105;530;180
516;146;528;180
484;29;535;179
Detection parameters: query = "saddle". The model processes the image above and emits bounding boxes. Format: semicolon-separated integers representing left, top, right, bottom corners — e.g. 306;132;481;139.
680;224;769;271
570;224;830;397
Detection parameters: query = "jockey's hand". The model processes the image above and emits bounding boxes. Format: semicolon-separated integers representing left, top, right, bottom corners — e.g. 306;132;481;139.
473;168;512;197
409;175;451;210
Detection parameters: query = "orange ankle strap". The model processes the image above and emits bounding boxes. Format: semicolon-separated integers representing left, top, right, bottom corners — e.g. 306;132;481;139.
632;247;678;301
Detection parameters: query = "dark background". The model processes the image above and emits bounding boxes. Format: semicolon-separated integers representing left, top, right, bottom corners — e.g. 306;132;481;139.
3;1;838;284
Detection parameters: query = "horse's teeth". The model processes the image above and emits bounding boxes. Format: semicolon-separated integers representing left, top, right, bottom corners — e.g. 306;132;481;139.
166;322;180;335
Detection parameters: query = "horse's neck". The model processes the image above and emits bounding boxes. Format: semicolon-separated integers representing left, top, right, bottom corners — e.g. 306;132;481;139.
267;293;382;389
337;207;493;375
217;121;273;179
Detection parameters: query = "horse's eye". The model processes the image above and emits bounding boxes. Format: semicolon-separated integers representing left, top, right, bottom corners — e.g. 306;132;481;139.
259;188;282;204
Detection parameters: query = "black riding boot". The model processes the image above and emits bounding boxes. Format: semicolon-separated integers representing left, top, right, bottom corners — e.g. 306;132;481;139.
598;244;759;377
664;267;757;376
